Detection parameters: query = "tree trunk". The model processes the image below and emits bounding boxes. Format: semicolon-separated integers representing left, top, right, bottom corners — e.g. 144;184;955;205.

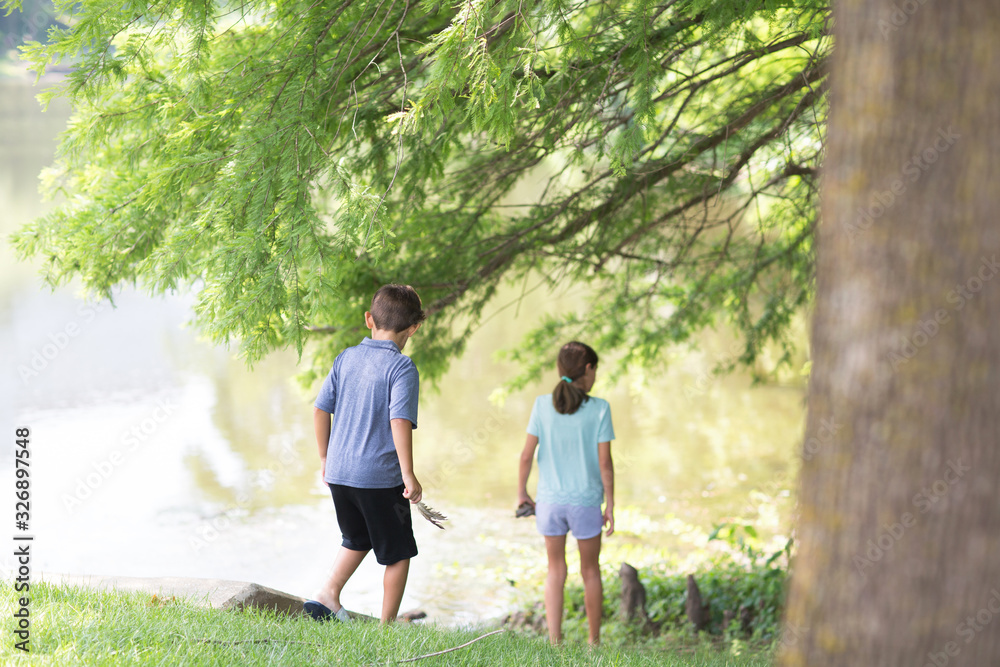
780;1;1000;665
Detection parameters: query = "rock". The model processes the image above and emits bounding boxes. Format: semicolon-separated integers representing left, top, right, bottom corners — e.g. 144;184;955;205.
219;582;306;616
515;502;536;518
399;609;427;622
503;610;526;628
503;601;546;634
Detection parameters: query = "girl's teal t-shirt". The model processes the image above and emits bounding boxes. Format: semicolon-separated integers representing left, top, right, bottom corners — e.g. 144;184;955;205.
528;394;615;507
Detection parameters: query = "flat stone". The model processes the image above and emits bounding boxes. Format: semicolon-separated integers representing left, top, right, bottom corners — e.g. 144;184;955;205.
40;573;306;616
399;609;427;622
218;582;307;616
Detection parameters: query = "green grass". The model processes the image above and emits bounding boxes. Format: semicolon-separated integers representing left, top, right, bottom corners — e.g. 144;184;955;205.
0;583;776;665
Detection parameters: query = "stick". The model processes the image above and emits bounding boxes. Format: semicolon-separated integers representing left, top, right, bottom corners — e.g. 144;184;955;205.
393;629;506;664
181;627;506;663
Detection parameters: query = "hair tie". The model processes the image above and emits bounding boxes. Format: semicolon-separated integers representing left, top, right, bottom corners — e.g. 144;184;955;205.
561;376;574;383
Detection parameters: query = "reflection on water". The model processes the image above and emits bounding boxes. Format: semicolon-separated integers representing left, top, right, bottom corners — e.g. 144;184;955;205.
1;80;806;623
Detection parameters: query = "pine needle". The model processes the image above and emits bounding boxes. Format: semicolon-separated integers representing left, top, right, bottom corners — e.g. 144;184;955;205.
416;501;448;529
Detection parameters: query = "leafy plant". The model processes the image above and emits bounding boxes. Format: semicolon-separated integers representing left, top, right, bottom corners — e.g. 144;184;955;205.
559;528;793;646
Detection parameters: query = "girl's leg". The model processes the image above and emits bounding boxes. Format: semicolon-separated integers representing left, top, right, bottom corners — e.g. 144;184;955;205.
315;546;368;612
544;535;568;644
381;558;410;623
577;534;603;645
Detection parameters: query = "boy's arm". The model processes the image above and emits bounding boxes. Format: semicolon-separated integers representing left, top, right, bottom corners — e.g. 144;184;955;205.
391;418;422;504
518;434;539;507
314;407;332;479
599;440;614;536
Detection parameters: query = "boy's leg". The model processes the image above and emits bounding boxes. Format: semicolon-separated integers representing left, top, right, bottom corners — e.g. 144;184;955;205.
577;534;603;645
314;546;368;612
381;558;410;623
544;535;568;644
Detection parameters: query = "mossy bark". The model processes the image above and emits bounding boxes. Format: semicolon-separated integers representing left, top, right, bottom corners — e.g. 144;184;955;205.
779;1;1000;664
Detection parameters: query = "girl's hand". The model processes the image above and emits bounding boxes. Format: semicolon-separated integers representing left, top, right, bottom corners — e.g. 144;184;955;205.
518;492;535;508
319;457;327;483
603;505;615;537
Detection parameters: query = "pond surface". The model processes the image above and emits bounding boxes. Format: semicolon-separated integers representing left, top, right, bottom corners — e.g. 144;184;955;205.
1;79;806;624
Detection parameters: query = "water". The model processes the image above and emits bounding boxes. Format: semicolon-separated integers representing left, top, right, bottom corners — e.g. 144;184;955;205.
1;78;806;624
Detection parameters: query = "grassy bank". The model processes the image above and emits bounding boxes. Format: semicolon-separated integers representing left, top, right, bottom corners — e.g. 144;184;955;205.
0;583;776;665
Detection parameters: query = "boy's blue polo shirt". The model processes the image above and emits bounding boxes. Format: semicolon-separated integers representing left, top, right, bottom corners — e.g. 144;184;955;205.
528;394;615;507
315;337;419;488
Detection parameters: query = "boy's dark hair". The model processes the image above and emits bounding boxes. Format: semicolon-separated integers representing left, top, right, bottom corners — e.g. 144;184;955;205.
553;341;598;415
370;284;426;332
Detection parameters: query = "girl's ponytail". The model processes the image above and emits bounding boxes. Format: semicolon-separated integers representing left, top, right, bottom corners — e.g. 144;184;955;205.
552;341;599;415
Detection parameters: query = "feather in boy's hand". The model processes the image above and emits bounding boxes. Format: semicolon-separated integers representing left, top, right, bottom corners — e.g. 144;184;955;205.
416;501;448;529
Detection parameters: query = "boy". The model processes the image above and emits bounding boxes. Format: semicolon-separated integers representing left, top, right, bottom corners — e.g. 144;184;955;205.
304;284;425;624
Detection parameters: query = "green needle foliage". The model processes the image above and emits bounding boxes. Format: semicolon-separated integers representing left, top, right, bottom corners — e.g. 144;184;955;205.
6;0;829;385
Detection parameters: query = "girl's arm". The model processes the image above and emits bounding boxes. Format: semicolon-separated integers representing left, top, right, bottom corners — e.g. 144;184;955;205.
599;440;614;536
518;434;539;507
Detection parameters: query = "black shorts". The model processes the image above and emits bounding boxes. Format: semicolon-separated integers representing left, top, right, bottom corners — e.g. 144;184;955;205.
329;483;418;565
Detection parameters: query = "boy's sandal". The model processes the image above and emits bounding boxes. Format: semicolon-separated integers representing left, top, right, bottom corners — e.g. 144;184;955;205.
303;600;351;623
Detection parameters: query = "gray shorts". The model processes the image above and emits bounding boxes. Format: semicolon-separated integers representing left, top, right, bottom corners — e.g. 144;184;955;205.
535;502;603;540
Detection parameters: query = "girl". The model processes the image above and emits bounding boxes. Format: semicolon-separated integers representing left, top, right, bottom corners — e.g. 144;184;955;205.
518;341;615;645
